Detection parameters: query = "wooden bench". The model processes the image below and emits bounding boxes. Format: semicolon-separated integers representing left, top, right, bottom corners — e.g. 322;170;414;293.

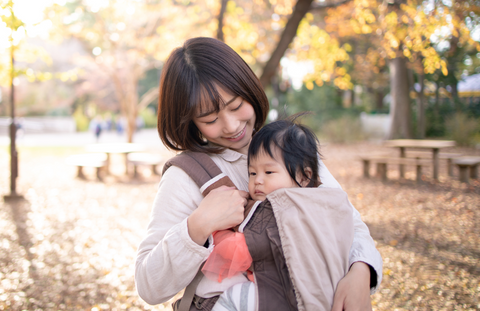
359;154;391;178
404;151;463;176
360;155;430;182
65;153;107;181
127;152;163;178
453;157;480;183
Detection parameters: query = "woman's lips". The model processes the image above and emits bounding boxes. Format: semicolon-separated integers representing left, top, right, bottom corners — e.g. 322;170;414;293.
224;126;246;142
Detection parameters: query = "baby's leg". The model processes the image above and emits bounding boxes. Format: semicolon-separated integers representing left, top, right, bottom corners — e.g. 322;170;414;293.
211;281;256;311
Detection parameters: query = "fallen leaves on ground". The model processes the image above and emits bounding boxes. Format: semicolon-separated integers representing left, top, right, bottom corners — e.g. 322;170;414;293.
0;143;479;310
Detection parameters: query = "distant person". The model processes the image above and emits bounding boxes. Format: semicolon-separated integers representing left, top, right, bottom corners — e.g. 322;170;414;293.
116;116;125;136
105;116;113;131
15;117;24;138
89;116;104;142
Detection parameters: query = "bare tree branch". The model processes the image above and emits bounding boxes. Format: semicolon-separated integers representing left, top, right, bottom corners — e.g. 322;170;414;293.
138;86;159;111
216;0;229;41
259;0;353;87
259;0;314;87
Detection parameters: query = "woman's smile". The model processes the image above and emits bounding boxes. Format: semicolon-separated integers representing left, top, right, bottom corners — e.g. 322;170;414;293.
224;125;247;142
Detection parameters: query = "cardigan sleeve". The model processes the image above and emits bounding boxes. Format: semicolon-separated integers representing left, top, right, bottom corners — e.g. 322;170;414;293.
134;166;214;305
318;159;383;294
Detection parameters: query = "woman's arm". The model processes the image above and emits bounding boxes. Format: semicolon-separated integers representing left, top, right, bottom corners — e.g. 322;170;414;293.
135;167;211;304
135;166;247;305
318;159;383;292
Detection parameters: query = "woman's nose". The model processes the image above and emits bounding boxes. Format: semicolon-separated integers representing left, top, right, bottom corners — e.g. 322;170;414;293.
223;111;239;134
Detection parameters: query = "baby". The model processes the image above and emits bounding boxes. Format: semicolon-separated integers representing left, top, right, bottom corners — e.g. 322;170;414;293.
207;115;328;311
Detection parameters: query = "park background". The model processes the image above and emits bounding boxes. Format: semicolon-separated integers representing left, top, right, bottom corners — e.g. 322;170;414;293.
1;0;480;310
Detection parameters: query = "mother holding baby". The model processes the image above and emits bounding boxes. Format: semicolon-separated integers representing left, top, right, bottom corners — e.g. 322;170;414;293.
135;37;382;311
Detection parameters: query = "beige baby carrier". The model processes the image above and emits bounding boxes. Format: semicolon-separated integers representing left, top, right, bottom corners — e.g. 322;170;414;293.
163;152;354;311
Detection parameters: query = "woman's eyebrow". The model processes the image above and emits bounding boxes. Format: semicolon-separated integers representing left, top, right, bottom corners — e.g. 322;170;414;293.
196;109;216;118
224;96;238;106
196;96;239;118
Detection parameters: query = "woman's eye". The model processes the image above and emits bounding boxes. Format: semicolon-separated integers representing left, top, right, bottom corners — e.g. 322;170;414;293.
206;118;218;124
232;101;243;111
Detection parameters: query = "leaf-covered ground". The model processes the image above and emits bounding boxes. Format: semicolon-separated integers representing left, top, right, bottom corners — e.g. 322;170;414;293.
0;143;479;311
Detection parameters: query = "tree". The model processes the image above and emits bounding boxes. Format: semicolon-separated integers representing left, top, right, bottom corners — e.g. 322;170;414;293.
47;0;209;142
1;0;53;197
282;0;478;138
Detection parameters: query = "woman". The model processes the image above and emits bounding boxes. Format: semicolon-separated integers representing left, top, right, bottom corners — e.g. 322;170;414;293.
135;37;382;311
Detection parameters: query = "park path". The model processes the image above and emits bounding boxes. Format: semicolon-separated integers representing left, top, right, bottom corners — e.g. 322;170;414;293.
1;142;479;310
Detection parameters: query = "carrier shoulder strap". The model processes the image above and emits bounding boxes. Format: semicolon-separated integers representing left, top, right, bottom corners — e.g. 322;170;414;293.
162;151;236;197
163;151;254;311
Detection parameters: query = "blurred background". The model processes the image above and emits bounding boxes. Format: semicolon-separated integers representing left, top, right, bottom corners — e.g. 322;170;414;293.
0;0;479;144
1;0;480;310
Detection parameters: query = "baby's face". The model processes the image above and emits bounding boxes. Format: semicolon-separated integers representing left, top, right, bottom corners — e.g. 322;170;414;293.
248;150;298;201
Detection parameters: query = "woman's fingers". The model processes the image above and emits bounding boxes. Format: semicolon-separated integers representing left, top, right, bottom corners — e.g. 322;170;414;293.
331;262;372;311
188;186;248;244
238;190;250;200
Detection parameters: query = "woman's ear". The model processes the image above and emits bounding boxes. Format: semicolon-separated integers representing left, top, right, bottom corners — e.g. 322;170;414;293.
298;167;313;187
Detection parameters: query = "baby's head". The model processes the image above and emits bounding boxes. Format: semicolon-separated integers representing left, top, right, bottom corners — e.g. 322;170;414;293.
247;116;321;201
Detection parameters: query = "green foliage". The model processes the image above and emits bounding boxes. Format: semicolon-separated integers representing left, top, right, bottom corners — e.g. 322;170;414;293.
46;107;70;117
465;99;480;118
425;99;455;137
318;115;365;144
445;112;480;146
138;68;160;104
283;84;362;131
73;106;89;132
272;84;367;143
138;107;157;128
424;96;480;140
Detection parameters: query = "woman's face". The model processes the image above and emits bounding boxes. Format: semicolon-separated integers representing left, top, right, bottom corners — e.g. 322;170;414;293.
193;87;256;154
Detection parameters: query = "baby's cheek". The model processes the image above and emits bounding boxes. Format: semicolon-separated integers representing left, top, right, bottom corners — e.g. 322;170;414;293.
247;183;254;196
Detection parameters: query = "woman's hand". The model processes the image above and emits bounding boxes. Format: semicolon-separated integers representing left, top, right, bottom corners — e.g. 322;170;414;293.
331;262;372;311
187;186;248;245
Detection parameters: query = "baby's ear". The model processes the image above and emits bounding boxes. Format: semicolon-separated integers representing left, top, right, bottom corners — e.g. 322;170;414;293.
299;167;313;187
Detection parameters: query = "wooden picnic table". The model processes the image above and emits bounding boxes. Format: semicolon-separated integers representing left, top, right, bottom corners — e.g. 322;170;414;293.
86;143;145;174
384;139;456;180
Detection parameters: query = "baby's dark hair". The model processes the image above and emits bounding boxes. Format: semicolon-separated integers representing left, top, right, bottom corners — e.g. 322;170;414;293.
248;113;321;187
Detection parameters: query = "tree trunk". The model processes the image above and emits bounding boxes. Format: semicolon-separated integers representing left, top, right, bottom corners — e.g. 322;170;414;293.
388;56;412;139
450;78;461;110
259;0;314;87
258;0;351;87
111;71;139;143
125;76;139;143
216;0;228;41
375;90;384;111
446;24;462;111
434;81;440;117
416;72;425;139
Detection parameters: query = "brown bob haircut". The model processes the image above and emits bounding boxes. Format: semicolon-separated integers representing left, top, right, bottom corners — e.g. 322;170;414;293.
157;37;269;154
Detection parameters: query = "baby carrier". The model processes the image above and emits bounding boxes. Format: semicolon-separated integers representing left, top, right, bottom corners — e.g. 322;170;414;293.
163;151;354;311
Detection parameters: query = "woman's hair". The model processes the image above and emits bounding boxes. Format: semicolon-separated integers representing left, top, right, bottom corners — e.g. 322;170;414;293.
248;113;321;187
157;37;269;153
